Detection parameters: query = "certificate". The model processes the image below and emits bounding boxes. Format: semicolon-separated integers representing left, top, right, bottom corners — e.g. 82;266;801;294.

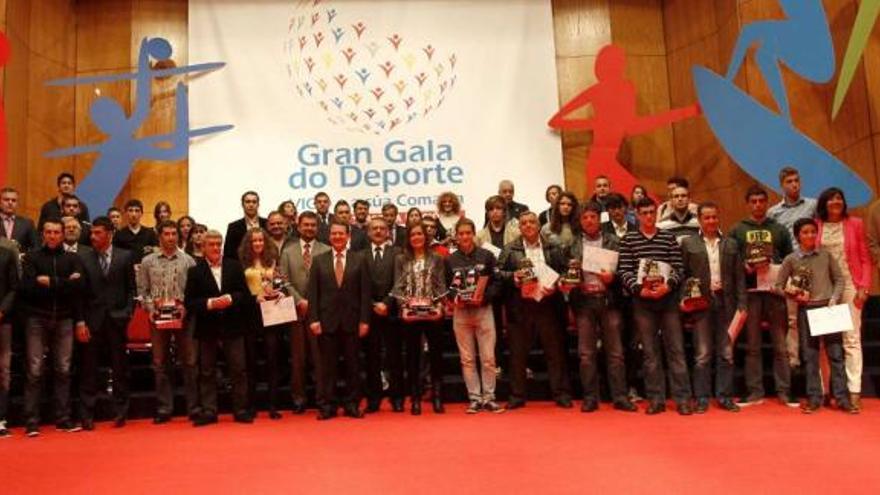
581;247;618;274
260;296;298;326
806;304;854;337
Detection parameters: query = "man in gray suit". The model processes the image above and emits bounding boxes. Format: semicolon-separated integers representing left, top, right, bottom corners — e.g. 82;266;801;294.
0;187;38;252
681;201;746;413
279;211;329;413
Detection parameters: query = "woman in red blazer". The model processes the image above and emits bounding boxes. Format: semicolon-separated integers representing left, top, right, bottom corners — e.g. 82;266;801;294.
815;187;872;410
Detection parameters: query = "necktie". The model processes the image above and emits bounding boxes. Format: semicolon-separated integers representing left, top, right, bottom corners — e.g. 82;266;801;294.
374;246;382;263
99;252;110;275
335;252;344;287
303;243;312;271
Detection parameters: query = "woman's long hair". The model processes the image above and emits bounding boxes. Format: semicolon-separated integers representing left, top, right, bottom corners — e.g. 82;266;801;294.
549;191;580;235
238;227;279;268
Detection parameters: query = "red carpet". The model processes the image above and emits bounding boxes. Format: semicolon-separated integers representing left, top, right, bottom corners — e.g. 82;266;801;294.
3;400;879;494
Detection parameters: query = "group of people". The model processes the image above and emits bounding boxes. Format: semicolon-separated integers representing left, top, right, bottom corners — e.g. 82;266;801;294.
0;166;875;437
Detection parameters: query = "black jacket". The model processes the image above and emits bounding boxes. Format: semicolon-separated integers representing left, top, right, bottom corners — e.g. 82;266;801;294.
444;246;501;306
565;232;623;307
185;258;250;339
113;226;158;264
0;246;18;317
365;243;401;307
681;234;747;313
497;238;567;319
224;217;268;260
20;245;85;321
307;249;371;333
78;246;136;331
0;215;38;252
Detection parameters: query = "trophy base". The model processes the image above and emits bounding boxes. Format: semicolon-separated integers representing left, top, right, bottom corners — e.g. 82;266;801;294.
155;318;183;330
401;306;443;322
680;297;710;313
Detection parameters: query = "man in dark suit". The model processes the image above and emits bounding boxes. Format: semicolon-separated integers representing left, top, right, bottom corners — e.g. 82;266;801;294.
307;220;371;420
0;187;38;252
334;200;368;251
280;211;329;413
61;195;92;245
603;193;637;239
0;239;18;437
38;172;91;229
224;191;267;260
381;203;407;248
75;217;136;429
681;202;746;413
314;191;334;243
364;218;404;412
185;230;252;426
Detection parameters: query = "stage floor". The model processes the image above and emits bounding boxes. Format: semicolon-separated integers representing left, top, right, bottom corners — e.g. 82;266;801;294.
2;400;878;494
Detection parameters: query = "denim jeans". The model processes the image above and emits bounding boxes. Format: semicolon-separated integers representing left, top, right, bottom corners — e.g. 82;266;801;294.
24;317;74;425
453;305;497;402
744;292;790;398
633;296;691;403
150;320;199;417
691;295;735;400
799;306;847;403
573;296;626;403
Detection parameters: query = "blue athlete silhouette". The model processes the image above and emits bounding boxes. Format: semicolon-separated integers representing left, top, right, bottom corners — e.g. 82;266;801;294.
45;38;233;215
693;0;873;206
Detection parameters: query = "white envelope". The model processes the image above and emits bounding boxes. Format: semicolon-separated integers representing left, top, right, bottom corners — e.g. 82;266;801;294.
806;304;854;337
581;246;618;274
260;296;298;326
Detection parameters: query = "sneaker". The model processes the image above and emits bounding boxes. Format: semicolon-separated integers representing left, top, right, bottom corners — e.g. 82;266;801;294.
26;424;40;437
0;420;9;438
778;393;800;408
736;395;764;407
56;420;82;433
482;401;506;414
494;366;503;378
466;401;481;414
526;368;534;380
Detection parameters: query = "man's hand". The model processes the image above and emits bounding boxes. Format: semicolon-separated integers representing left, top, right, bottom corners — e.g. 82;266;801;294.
598;270;614;285
358;322;369;337
653;283;670;298
310;322;322;336
75;323;91;343
374;302;388;316
209;295;233;310
36;275;51;287
296;299;309;316
69;272;81;281
855;291;868;310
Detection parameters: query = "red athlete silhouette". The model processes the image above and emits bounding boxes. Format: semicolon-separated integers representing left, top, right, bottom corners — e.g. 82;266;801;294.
548;44;699;197
0;32;9;185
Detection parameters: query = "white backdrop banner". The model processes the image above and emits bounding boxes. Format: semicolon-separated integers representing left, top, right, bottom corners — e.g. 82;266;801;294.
189;0;562;230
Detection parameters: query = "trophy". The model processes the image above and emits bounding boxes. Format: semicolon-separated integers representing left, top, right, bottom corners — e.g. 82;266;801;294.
517;258;539;297
785;265;813;300
261;266;287;300
745;239;772;268
397;262;444;321
450;266;489;306
559;259;582;300
640;258;665;291
679;277;709;313
153;265;184;330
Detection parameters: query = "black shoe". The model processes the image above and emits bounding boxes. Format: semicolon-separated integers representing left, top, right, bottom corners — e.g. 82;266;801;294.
612;400;638;412
506;398;526;410
432;397;445;414
718;399;741;413
153;413;172;424
802;399;821;414
676;402;693;416
82;418;95;431
344;406;365;419
269;410;283;420
646;401;666;415
838;401;859;415
234;413;254;424
291;401;307;415
57;420;82;433
193;414;218;427
391;399;405;413
365;399;381;413
317;408;337;421
694;398;709;414
113;416;127;428
580;398;599;413
555;397;573;409
26;423;40;438
411;400;422;416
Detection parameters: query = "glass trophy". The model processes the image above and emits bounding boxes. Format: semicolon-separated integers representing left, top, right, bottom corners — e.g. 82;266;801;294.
153;265;184;330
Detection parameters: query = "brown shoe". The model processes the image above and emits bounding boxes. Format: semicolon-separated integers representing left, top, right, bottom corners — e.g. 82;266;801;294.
850;393;861;411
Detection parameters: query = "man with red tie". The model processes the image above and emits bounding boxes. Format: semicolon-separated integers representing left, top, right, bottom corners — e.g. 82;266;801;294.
307;220;371;420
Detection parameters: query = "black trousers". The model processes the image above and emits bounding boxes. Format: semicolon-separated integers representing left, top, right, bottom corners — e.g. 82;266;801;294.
199;336;248;416
633;296;692;403
318;330;361;409
365;313;405;402
508;300;571;402
78;316;130;420
403;320;444;400
245;323;284;411
290;321;322;407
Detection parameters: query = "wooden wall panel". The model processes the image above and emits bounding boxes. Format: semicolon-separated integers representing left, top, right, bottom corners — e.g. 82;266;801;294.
3;0;31;209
